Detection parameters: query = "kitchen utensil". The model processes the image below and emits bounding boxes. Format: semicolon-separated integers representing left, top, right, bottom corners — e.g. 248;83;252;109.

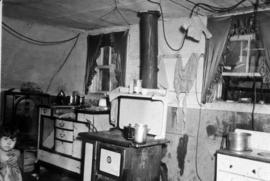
98;98;107;107
227;131;251;151
134;123;149;144
123;124;135;140
133;79;142;94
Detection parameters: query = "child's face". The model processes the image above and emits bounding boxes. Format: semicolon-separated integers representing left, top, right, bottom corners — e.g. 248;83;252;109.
0;136;16;152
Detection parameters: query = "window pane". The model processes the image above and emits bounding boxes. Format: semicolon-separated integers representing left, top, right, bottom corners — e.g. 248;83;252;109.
103;46;110;65
99;68;110;91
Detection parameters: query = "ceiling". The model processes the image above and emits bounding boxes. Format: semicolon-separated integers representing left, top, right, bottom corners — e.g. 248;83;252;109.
2;0;270;31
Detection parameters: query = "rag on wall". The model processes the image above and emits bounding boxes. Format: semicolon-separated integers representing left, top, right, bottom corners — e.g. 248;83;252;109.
173;53;201;95
174;53;201;125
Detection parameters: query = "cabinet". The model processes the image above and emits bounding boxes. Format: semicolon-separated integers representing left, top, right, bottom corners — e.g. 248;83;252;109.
216;151;270;181
3;91;50;147
37;106;111;175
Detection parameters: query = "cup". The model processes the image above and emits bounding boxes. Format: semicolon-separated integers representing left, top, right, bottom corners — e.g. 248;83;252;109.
133;79;142;94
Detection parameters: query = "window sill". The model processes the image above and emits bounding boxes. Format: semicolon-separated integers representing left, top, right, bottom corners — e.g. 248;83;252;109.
205;101;270;114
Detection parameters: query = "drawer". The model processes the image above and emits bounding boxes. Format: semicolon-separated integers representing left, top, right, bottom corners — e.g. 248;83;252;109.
55;128;73;141
55;140;73;155
217;153;270;180
38;150;81;174
77;113;93;123
55;119;73;130
40;108;51;116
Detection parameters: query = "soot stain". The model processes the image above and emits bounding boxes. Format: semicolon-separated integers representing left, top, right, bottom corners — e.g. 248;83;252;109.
177;134;188;176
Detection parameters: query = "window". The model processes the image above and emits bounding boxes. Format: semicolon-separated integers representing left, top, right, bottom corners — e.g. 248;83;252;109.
84;31;128;95
88;46;118;92
220;34;270;103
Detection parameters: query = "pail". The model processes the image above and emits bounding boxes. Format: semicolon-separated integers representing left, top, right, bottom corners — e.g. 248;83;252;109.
227;132;251;151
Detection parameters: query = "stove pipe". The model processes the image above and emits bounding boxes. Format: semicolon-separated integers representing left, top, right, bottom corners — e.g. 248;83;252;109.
138;11;160;88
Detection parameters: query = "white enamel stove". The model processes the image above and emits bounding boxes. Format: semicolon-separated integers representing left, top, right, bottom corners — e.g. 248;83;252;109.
216;129;270;181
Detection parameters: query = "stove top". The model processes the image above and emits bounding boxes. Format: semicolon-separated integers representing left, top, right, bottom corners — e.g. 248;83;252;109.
218;149;270;163
78;129;169;148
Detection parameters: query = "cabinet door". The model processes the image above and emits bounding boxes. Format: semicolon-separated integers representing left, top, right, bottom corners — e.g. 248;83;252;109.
73;123;89;159
93;114;111;131
83;142;94;181
40;116;55;150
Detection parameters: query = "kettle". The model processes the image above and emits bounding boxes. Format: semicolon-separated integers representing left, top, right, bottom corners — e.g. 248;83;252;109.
56;90;66;105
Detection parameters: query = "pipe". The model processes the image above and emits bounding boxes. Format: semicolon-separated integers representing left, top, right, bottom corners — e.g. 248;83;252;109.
138;11;160;88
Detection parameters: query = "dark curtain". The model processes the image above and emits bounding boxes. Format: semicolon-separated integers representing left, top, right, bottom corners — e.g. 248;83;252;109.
258;11;270;71
84;31;128;94
84;35;103;94
201;17;232;103
112;31;128;86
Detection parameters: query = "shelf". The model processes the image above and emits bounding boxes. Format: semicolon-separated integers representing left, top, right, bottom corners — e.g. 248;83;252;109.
222;72;262;78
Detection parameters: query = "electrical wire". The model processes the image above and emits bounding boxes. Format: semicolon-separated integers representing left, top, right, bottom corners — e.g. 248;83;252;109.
46;34;80;92
148;0;188;51
2;22;80;46
186;0;249;17
194;62;203;181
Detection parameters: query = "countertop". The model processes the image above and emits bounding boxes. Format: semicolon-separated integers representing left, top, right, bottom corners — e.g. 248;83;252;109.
217;149;270;163
78;129;169;148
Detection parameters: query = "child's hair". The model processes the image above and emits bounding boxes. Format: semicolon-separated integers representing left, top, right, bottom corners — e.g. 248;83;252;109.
0;125;20;139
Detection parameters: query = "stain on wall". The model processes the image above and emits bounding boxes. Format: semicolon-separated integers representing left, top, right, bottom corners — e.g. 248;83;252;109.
177;134;188;175
164;106;270;181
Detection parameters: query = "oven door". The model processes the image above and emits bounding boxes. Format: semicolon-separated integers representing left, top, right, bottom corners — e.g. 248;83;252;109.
96;143;124;179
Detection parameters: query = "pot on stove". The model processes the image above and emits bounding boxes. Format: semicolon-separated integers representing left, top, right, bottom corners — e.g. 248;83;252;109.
134;123;149;144
227;132;251;152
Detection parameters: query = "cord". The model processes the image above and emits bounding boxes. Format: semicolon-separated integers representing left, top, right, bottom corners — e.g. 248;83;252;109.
46;34;80;92
194;59;203;181
148;0;188;51
2;22;79;46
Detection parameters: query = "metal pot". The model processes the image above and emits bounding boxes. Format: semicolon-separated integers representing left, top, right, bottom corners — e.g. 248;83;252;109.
134;123;149;144
227;132;251;151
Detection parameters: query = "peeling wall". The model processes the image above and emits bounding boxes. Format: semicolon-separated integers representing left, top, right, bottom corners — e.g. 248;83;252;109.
164;106;270;181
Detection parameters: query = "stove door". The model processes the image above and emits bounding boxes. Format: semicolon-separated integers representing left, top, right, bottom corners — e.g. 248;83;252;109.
97;143;124;178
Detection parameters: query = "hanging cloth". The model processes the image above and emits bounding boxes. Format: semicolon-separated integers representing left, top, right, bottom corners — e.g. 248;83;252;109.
174;53;201;94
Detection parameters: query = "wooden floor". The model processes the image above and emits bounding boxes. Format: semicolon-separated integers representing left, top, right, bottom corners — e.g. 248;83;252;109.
23;168;80;181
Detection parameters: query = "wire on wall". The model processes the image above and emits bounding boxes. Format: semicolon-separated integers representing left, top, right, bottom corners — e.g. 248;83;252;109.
147;0;249;51
46;34;80;92
147;0;188;51
2;22;80;46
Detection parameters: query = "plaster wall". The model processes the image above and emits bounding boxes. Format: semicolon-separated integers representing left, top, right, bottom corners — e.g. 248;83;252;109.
1;18;87;96
2;15;270;181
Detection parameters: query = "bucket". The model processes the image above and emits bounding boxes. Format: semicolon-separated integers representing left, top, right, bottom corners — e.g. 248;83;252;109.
227;132;251;151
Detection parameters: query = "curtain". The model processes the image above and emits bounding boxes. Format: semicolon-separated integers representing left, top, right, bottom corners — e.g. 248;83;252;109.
201;17;232;103
84;31;128;94
112;31;129;86
258;11;270;71
84;35;103;94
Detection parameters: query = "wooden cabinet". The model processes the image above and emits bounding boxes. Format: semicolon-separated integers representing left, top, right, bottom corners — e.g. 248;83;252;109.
37;106;111;175
3;91;50;147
